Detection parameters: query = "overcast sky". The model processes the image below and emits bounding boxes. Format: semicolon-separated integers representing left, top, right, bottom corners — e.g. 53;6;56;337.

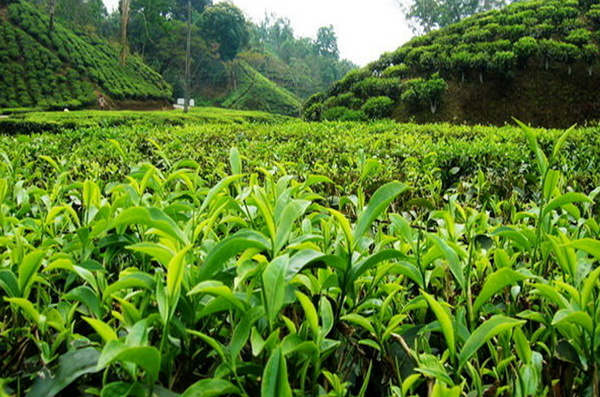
102;0;414;66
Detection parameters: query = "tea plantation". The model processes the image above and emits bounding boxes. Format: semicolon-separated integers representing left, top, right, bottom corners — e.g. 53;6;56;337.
1;112;600;395
305;0;600;127
0;0;172;110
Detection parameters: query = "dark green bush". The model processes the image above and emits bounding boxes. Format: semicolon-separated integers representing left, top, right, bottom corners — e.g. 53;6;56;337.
352;77;401;100
401;73;448;114
361;96;394;120
322;106;367;121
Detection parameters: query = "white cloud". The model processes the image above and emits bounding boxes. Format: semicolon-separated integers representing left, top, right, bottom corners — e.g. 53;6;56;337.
102;0;414;65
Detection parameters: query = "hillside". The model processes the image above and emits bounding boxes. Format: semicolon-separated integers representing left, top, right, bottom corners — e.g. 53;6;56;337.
219;60;302;116
305;0;600;127
0;0;172;109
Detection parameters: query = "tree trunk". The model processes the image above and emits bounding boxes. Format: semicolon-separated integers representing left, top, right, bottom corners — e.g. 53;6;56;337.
120;0;131;65
183;0;191;114
430;101;437;114
48;0;57;32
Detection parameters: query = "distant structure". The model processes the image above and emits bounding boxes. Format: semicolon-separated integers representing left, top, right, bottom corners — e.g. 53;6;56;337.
174;98;195;109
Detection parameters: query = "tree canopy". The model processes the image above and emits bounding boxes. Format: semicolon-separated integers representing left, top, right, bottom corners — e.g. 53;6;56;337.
401;0;518;33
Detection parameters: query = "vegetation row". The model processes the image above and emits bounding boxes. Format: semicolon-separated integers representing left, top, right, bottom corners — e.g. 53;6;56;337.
0;0;172;109
2;122;600;395
304;0;600;124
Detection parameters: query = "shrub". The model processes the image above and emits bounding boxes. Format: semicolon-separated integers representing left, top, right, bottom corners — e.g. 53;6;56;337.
514;36;539;60
361;96;394;120
382;64;410;78
566;28;593;46
401;73;448;114
302;103;324;121
352;77;401;100
323;93;363;110
322;106;367;121
490;51;517;75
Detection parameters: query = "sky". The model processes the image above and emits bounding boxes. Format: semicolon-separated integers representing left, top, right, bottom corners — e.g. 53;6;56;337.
102;0;414;66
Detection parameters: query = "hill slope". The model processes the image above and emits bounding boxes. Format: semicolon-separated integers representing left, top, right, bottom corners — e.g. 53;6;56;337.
220;60;302;117
305;0;600;127
0;0;172;109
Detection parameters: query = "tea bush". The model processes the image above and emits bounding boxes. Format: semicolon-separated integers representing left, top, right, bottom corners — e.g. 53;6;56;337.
2;121;600;396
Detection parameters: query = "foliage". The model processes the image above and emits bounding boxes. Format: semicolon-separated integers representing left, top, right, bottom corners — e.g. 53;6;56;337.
308;0;600;126
400;73;448;114
199;3;249;61
322;106;367;121
2;118;600;395
246;15;356;99
360;96;395;119
220;60;302;117
0;0;171;109
402;0;516;33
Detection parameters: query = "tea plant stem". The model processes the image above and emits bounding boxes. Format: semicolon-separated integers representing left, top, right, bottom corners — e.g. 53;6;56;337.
466;233;475;331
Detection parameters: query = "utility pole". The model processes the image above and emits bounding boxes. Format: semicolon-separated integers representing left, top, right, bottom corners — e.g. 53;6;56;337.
184;0;191;113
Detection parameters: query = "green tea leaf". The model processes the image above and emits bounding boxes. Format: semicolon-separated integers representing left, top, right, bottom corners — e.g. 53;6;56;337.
126;242;175;267
28;347;101;397
515;119;548;175
18;250;45;298
199;230;271;281
0;270;19;298
295;291;319;336
274;200;311;254
262;256;289;327
82;317;118;344
428;235;465;290
97;341;161;382
115;207;188;245
261;347;292;397
230;147;242;175
543;192;592;217
459;315;525;369
182;378;240;397
341;313;376;335
166;245;193;304
473;268;530;314
354;182;408;246
422;291;456;358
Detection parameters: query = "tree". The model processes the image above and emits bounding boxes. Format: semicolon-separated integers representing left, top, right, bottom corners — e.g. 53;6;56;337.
52;0;107;32
398;0;516;33
200;3;249;61
120;0;131;64
47;0;57;31
315;25;339;59
172;0;211;19
184;0;191;113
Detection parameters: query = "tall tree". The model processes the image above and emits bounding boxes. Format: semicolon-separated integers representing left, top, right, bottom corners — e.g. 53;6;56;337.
399;0;515;33
199;3;249;61
184;0;191;113
315;25;339;60
120;0;131;64
47;0;57;31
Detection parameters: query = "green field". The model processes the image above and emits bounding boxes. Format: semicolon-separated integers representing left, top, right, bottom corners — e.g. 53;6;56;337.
1;110;600;396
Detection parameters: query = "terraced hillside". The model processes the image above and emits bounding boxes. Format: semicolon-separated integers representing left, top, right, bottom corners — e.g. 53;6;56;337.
305;0;600;127
0;0;172;109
